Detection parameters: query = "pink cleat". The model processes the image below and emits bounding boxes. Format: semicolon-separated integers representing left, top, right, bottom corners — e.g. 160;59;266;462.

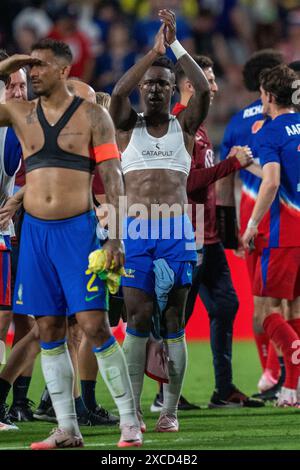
155;412;179;432
257;369;278;393
118;424;143;448
137;411;146;433
30;428;84;450
275;388;300;408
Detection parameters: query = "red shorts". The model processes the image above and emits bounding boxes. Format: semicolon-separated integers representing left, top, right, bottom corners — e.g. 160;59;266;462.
0;251;11;309
245;249;260;293
253;247;300;300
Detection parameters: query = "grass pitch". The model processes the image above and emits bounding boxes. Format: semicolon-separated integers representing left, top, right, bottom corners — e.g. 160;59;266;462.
1;340;300;451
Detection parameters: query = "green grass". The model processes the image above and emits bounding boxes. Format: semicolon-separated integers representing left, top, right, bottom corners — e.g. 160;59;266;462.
1;340;300;450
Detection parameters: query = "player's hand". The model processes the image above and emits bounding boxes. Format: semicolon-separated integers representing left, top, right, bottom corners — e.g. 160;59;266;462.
233;234;245;259
153;23;167;56
232;145;253;168
102;239;125;272
0;197;20;231
242;226;257;252
0;54;42;77
158;9;176;45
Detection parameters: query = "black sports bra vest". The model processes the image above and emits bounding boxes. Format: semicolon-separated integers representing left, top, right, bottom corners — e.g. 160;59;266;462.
24;96;95;174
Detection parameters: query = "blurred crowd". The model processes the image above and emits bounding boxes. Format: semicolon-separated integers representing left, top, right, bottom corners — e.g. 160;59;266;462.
1;0;300;144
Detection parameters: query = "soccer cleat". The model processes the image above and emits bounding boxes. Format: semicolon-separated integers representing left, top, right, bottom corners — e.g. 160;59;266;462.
118;424;143;448
90;405;119;425
33;404;57;423
208;385;265;408
150;393;200;412
9;399;35;422
275;387;300;408
257;370;278;393
155;412;179;432
137;410;146;433
252;375;284;401
30;428;84;450
0;403;19;431
77;408;118;426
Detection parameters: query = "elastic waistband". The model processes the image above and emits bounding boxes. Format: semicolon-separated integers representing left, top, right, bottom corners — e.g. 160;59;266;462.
24;210;95;227
124;214;191;225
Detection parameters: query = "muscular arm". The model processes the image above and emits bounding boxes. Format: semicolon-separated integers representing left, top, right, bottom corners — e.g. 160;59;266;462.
110;49;159;130
176;55;210;134
250;162;280;226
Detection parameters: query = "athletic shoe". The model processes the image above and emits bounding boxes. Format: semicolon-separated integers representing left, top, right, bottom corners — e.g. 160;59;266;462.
9;399;35;422
276;387;300;408
208;385;265;408
78;408;118;426
137;410;146;433
91;405;119;425
155;412;179;432
150;393;200;412
257;369;278;393
252;376;284;401
31;428;84;450
118;424;143;448
0;403;19;431
33;404;57;423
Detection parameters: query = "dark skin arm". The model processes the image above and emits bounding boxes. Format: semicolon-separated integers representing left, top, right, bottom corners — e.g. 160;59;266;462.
109;24;166;131
160;9;210;134
87;103;125;271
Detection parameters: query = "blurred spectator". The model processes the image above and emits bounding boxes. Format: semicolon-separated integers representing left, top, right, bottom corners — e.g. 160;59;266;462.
120;0;198;19
12;0;52;42
94;22;139;104
93;0;123;44
48;2;95;82
279;9;300;63
134;0;195;55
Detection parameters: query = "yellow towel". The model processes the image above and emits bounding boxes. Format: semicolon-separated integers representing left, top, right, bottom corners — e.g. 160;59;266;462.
86;249;125;295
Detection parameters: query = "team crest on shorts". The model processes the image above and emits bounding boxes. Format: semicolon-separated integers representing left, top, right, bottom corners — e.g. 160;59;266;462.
124;268;135;278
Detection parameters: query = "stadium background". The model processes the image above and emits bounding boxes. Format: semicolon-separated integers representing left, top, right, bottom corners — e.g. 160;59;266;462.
2;0;299;341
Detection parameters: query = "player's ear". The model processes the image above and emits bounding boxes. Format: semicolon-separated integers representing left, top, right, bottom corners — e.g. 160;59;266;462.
62;65;72;80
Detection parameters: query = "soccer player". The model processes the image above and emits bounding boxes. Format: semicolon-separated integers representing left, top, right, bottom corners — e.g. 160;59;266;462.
110;9;211;433
242;64;300;407
219;50;285;397
0;39;141;448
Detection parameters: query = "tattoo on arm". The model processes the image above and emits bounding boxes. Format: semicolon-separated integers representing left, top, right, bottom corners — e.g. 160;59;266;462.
25;107;38;125
86;103;115;147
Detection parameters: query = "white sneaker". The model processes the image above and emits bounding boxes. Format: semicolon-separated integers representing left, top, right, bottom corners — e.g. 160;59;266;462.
0;421;19;431
276;387;300;408
257;369;278;393
31;428;84;450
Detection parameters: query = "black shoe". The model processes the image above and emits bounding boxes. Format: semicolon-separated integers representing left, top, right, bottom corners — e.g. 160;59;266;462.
77;407;119;426
252;380;283;401
178;395;200;411
92;405;119;425
9;399;35;422
33;404;57;423
208;385;265;408
0;403;19;430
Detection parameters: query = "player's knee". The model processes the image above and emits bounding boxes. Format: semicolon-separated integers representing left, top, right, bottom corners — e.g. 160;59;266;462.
81;317;110;344
126;302;153;333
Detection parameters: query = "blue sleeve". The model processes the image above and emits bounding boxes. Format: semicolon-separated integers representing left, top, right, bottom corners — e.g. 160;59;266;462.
4;127;22;177
220;117;236;161
255;125;280;166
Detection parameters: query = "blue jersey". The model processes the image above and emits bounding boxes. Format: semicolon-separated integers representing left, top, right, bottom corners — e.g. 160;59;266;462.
255;112;300;248
220;99;266;234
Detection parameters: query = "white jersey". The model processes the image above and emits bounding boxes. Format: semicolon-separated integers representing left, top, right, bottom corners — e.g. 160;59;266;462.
0;127;16;237
121;113;191;175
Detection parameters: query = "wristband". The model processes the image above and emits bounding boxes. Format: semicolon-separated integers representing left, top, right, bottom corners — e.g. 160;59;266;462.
247;217;258;229
170;40;186;60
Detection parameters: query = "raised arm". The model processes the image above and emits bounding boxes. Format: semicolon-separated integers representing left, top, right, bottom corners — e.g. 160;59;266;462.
160;9;210;134
109;24;167;130
88;103;125;270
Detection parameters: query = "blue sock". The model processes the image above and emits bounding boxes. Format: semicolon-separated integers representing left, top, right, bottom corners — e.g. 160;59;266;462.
81;380;97;411
75;396;88;417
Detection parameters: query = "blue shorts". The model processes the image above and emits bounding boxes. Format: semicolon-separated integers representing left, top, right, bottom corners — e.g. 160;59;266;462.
13;211;108;317
122;215;196;296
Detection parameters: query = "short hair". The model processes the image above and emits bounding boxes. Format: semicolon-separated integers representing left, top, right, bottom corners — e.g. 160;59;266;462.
175;55;213;88
243;49;283;92
31;38;73;65
289;60;300;73
260;64;298;107
151;56;175;74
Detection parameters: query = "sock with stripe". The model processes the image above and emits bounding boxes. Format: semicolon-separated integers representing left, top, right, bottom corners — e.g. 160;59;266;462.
263;314;300;389
40;338;80;435
122;328;149;412
94;336;138;427
163;330;187;416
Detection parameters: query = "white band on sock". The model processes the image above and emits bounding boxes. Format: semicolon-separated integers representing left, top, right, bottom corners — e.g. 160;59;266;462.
170;40;187;60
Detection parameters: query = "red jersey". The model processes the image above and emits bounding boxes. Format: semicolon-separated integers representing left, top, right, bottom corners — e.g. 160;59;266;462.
172;103;241;245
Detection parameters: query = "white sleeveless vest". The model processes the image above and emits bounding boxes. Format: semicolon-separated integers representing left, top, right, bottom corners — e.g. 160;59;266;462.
121;113;191;175
0;127;16;236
